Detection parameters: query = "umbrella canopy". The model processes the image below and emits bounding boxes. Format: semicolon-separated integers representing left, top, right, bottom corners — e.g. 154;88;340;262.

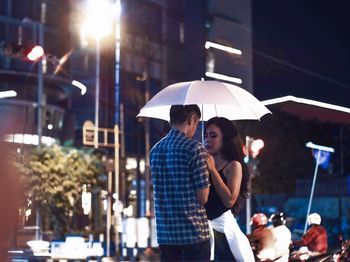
137;80;271;121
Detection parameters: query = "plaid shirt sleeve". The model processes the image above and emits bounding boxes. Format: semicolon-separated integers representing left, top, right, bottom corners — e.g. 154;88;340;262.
190;143;210;191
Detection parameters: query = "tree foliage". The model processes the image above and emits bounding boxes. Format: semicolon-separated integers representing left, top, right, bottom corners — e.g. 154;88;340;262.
15;144;104;237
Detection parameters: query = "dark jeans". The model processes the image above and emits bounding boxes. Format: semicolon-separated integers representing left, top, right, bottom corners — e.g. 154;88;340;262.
159;240;210;262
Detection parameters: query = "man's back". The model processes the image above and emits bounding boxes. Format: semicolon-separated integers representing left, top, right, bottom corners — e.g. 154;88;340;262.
251;227;275;260
271;225;291;260
150;128;210;245
300;225;328;254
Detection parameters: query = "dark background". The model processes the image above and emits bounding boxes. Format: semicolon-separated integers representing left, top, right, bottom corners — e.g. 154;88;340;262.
252;0;350;107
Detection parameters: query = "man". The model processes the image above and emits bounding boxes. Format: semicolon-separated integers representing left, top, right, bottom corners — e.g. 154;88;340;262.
269;212;292;262
293;213;328;257
249;213;275;261
150;105;210;262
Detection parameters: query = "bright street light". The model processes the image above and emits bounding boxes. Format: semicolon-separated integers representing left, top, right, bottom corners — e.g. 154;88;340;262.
81;0;116;149
80;0;121;257
80;0;115;40
0;90;17;99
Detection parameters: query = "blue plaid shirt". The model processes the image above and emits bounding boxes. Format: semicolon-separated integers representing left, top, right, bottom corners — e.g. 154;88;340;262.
150;128;210;245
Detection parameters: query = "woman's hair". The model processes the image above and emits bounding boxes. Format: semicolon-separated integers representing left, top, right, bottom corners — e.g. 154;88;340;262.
205;117;251;215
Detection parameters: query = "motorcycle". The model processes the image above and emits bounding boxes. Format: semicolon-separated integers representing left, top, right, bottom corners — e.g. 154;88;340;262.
332;239;350;262
289;246;333;262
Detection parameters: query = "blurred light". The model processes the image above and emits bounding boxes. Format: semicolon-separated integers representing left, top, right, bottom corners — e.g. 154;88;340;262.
47;124;53;130
205;41;242;55
306;142;334;153
17;148;21;154
115;0;122;21
251;139;264;154
139;159;145;173
27;240;50;252
123;205;133;217
25;209;32;217
72;80;87;95
42;57;47;73
130;189;136;195
244;156;249;164
82;185;92;215
103;199;107;211
126;157;137;170
4;133;56;146
27;45;44;61
82;0;115;39
205;71;242;84
113;200;123;213
0;90;17;99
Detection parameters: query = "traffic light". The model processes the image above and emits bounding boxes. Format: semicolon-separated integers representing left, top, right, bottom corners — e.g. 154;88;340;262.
0;42;44;61
27;45;44;61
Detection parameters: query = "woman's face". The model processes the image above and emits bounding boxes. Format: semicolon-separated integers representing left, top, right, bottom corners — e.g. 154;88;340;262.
204;124;223;155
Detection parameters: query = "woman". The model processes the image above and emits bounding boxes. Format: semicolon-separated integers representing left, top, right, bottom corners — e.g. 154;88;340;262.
204;117;254;262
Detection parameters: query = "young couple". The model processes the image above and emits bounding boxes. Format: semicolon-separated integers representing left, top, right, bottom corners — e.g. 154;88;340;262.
150;105;254;262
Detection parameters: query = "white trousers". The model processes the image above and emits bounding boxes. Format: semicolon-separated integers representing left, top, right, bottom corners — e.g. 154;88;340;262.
209;210;255;262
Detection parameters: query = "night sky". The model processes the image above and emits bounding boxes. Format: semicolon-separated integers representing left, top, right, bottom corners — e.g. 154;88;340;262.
252;0;350;108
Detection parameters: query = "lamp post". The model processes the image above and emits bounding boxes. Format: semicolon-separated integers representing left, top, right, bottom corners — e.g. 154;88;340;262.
81;0;119;257
304;142;334;233
81;0;114;148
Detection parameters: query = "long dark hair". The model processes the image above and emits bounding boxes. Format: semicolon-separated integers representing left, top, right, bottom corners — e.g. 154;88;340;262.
205;117;250;215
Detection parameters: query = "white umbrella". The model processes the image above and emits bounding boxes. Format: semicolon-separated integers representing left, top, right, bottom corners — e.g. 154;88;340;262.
137;80;271;121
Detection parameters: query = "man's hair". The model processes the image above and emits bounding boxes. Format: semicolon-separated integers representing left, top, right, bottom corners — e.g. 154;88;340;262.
169;105;201;125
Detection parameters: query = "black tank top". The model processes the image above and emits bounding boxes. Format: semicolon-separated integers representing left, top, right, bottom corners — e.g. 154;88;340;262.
205;162;232;220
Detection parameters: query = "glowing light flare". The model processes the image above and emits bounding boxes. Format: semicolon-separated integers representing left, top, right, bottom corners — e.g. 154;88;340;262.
205;71;243;84
72;80;87;95
82;0;115;39
116;0;122;21
205;41;242;55
251;139;264;154
27;45;44;61
0;90;17;99
306;142;334;153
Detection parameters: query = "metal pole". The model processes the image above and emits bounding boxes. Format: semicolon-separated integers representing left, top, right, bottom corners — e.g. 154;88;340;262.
106;170;112;257
304;149;321;233
114;2;121;255
37;23;44;147
114;0;121;126
245;136;251;234
114;125;120;255
35;22;44;240
94;37;100;149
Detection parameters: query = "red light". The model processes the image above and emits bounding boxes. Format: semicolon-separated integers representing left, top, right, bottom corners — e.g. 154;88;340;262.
27;45;44;61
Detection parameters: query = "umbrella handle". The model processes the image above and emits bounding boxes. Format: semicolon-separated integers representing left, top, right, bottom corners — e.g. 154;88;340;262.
201;104;204;144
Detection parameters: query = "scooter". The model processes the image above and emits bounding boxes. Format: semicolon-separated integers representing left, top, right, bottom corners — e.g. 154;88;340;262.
332;239;350;262
289;246;333;262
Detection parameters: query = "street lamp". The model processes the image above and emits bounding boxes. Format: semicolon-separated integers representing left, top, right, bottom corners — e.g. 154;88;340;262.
81;0;114;149
81;0;120;257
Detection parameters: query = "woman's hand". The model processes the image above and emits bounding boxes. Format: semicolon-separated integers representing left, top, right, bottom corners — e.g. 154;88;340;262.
206;154;216;173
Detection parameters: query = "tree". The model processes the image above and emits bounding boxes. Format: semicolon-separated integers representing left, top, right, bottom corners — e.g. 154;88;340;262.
15;144;104;238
